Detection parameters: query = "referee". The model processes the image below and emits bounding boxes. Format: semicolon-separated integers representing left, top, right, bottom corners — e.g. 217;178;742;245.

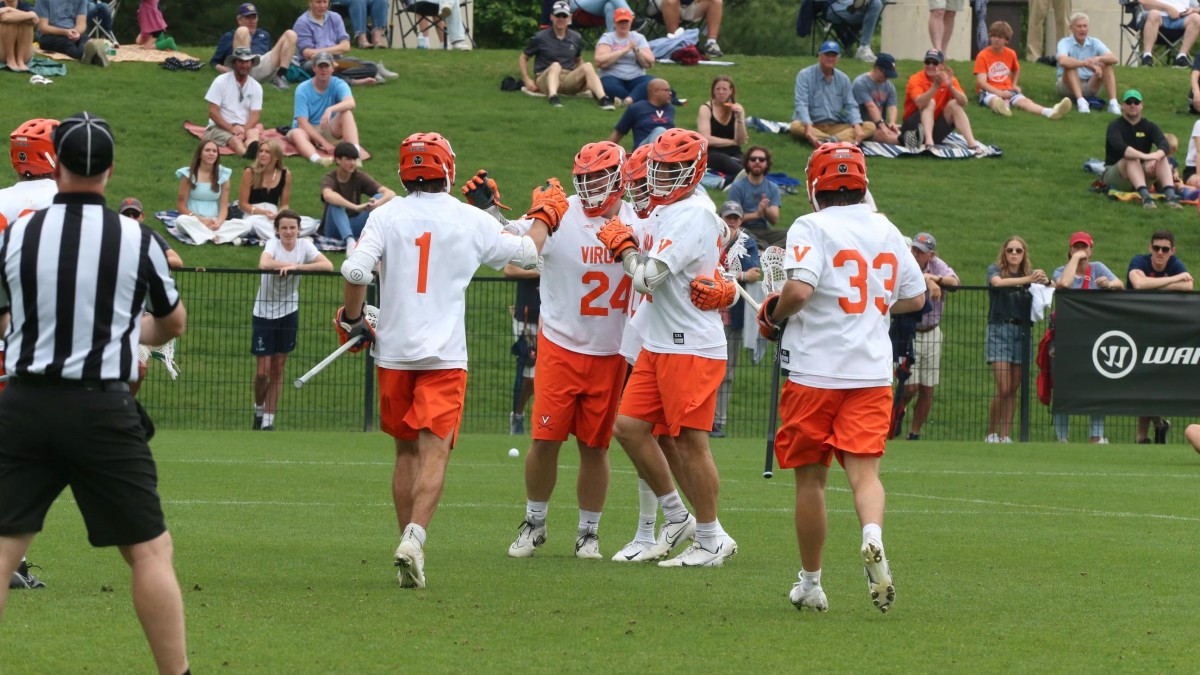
0;112;191;675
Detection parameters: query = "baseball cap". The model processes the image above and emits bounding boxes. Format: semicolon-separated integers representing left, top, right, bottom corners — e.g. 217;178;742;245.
875;52;898;79
313;51;335;67
119;197;143;215
613;7;633;22
719;201;744;218
229;46;261;66
924;48;945;64
1122;89;1143;103
818;40;841;55
238;2;258;16
53;111;114;178
552;0;571;16
911;232;937;253
1069;231;1093;247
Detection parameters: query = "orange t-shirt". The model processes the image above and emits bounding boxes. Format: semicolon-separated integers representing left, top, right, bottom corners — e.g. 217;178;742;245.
973;45;1020;94
903;71;965;120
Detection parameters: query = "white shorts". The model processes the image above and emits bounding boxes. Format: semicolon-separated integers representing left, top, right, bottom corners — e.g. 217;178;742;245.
910;325;942;387
648;0;706;22
929;0;966;11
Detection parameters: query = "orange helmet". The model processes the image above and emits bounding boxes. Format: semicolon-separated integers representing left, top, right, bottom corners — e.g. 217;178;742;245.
398;132;456;190
572;141;625;217
805;142;868;208
622;144;653;218
10;119;59;179
646;129;707;206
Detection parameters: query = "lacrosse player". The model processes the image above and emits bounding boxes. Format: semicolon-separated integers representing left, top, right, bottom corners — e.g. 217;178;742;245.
335;132;564;589
756;142;925;613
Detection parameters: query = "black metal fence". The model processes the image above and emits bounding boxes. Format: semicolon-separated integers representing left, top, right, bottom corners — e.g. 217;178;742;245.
138;271;1194;443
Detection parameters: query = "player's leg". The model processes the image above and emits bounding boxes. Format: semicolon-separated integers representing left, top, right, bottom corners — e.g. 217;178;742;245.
119;532;189;675
575;440;609;559
509;438;562;557
0;533;36;615
571;354;624;559
613;433;675;562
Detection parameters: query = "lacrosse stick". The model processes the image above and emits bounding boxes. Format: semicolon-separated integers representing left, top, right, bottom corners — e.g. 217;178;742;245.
295;305;380;389
759;246;787;479
138;339;180;379
720;230;761;311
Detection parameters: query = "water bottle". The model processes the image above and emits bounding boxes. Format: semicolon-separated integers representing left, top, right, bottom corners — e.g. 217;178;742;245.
105;40;117;57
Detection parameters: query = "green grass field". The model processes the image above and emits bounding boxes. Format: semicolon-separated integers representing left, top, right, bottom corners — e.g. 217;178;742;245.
2;431;1197;672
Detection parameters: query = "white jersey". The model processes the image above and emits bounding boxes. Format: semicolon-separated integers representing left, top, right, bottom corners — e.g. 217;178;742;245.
0;179;57;227
538;195;634;356
779;203;925;388
354;191;525;370
253;237;321;319
629;190;725;358
619;209;655;363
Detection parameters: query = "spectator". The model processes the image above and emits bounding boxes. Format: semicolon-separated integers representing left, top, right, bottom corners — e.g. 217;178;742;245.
1056;12;1120;115
414;0;473;50
86;0;110;40
1138;0;1199;68
294;0;397;82
1127;230;1192;444
697;75;748;181
711;201;759;439
119;198;184;269
928;0;961;53
608;77;673;148
852;52;902;144
331;0;387;49
175;140;252;245
825;0;884;62
210;2;297;92
899;232;959;440
239;140;312;241
504;264;540;435
34;0;109;66
0;0;37;73
727;145;785;247
985;236;1048;444
646;0;724;58
595;7;654;106
1103;89;1180;209
1027;0;1068;63
319;142;395;248
573;0;634;31
252;210;333;431
134;0;172;50
1184;119;1200;186
788;41;874;147
974;21;1071;120
900;49;984;154
288;51;363;166
203;47;265;161
520;1;612;109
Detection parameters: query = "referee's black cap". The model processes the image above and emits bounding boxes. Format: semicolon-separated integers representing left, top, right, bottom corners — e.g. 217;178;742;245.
53;111;114;177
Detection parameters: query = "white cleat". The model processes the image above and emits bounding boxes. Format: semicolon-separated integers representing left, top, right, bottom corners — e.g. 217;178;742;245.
649;514;696;559
575;530;602;560
658;533;737;567
789;582;829;612
862;539;895;613
611;538;662;562
394;539;425;589
508;520;546;558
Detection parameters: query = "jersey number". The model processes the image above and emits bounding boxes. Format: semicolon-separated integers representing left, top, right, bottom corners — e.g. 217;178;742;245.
580;272;632;316
832;250;898;315
414;231;431;294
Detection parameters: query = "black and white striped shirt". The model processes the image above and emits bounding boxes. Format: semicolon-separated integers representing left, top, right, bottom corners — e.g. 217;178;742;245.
0;192;180;382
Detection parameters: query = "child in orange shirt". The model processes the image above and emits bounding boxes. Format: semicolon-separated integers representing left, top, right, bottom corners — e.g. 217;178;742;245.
974;21;1072;119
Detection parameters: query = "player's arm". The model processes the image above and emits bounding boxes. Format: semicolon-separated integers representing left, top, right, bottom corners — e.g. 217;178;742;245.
141;302;186;346
892;293;926;314
771;278;813;320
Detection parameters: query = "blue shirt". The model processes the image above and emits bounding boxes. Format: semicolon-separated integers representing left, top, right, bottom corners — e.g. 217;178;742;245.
727;177;781;231
1055;35;1111;80
1127;253;1187;286
211;28;274;68
793;63;862;126
35;0;86;30
293;77;353;127
614;100;674;148
175;165;233;218
294;10;349;56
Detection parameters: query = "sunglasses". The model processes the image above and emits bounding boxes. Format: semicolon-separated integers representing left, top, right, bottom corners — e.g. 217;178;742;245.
121;210;141;218
748;156;768;163
1152;245;1172;253
1005;247;1024;254
924;60;940;66
1124;99;1142;105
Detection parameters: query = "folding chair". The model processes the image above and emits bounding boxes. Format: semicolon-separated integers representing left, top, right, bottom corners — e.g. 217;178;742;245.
635;0;707;41
571;8;608;48
1119;0;1185;66
86;0;120;45
389;0;474;49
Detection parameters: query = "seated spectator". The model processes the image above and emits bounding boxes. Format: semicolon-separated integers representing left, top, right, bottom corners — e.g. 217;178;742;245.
35;0;109;66
211;3;297;92
288;51;363;166
571;0;633;31
1183;121;1200;186
726;145;785;247
711;200;759;439
825;0;883;62
415;0;473;50
899;49;983;154
697;75;747;181
176;140;252;245
331;0;387;49
852;52;901;144
0;0;37;72
520;1;612;109
646;0;724;58
294;0;396;82
203;47;265;161
86;0;111;40
1103;89;1180;208
1056;12;1119;115
974;21;1070;120
134;0;174;50
319;142;395;247
608;77;673;148
595;7;654;106
1137;0;1199;68
239;140;314;241
788;41;874;147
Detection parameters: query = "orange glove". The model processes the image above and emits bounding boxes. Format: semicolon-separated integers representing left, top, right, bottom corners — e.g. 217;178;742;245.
334;305;376;353
524;178;568;234
689;275;736;311
461;169;510;210
597;216;637;261
756;293;787;340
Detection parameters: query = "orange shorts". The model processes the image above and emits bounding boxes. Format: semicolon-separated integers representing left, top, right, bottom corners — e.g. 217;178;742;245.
618;349;724;437
774;381;891;469
377;367;468;445
532;333;627;448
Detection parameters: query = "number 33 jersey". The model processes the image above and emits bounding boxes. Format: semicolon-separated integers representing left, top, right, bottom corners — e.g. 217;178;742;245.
780;203;925;387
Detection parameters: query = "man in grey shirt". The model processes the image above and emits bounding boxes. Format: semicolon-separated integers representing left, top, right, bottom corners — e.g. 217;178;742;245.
788;40;874;146
519;0;610;109
852;52;901;144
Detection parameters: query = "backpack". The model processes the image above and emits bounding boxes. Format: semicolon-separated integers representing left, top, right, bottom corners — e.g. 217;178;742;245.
1035;313;1055;406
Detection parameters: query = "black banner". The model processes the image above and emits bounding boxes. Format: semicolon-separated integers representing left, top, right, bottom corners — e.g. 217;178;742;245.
1053;290;1200;415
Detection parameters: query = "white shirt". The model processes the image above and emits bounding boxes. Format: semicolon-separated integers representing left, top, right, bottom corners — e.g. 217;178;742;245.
629;190;726;358
619;209;655;363
253;237;321;319
779;203;925;388
0;179;57;226
205;71;264;128
354;191;525;370
1186;119;1200;169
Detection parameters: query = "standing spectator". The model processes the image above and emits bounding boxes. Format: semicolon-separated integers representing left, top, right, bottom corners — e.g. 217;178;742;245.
645;0;724;57
210;3;298;92
1051;231;1123;443
825;0;884;62
1138;0;1199;68
697;75;748;181
34;0;109;66
252;210;333;431
789;41;874;146
608;77;673;148
288;51;364;166
520;1;612;109
1127;230;1192;444
203;47;266;161
711;201;759;439
319;142;395;248
175;139;251;245
594;7;654;106
974;21;1071;119
985;236;1048;444
1103;89;1179;209
900;49;984;154
1056;12;1120;115
504;265;540;435
0;111;189;675
0;0;37;73
852;52;902;144
928;0;961;53
331;0;387;49
1027;0;1068;63
727;145;785;247
899;232;959;440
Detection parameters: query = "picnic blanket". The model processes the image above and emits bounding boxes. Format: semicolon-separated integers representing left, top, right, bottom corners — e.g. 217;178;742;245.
182;121;374;162
1098;187;1199;205
747;117;1002;158
156;210;347;251
38;44;199;63
0;55;67;76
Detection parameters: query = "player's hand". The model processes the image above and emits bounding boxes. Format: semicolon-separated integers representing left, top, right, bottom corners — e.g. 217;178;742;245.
757;293;787;340
462;169;511;211
524;178;569;234
334;305;376;353
597;216;637;261
689;275;736;311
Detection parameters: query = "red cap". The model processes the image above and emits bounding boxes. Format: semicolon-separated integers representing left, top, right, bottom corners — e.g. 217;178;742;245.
1069;231;1093;247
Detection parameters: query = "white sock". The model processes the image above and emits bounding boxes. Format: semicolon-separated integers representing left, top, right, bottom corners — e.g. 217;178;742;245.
1077;97;1087;107
525;499;548;526
658;490;689;523
695;519;726;547
578;509;601;534
1041;108;1052;118
800;568;821;586
262;413;274;426
254;404;264;414
309;153;321;163
1108;98;1119;107
636;479;657;542
863;522;883;546
404;523;427;547
354;144;364;156
1143;51;1152;58
706;38;717;46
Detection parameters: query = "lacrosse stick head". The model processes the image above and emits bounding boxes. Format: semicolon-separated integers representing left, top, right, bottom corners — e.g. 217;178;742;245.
363;304;380;328
760;246;788;294
721;230;749;281
139;338;180;380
